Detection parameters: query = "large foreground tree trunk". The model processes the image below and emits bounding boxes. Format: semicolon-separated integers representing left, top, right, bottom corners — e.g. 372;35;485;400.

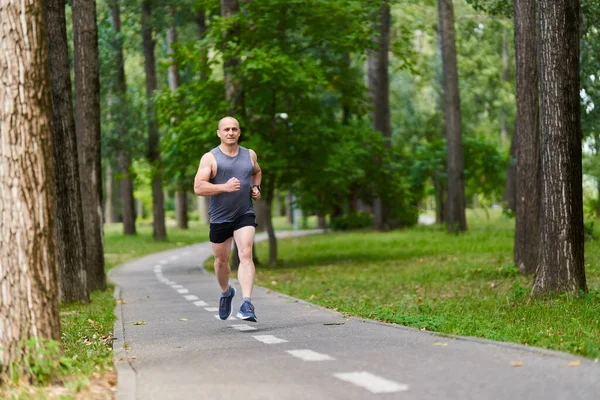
368;0;391;231
73;0;106;291
438;0;467;233
108;0;136;235
532;0;586;295
513;0;541;275
142;0;167;240
46;0;89;303
0;0;61;380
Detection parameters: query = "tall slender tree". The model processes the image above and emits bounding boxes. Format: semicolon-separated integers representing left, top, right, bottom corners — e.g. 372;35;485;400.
108;0;137;235
0;0;61;380
438;0;467;232
368;0;391;231
167;7;189;230
532;0;587;295
513;0;540;275
73;0;106;290
142;0;167;239
46;0;89;303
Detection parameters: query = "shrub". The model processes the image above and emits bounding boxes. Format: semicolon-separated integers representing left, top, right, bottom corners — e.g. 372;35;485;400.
330;212;373;231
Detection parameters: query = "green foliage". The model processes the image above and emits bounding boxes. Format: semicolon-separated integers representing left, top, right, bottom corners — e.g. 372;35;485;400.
8;338;72;386
464;0;513;17
330;212;373;231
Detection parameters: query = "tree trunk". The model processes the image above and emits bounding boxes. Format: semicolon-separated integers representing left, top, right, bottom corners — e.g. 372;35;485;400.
286;190;293;224
221;0;242;114
142;0;167;240
438;0;467;233
513;0;541;275
108;0;136;235
197;196;209;224
175;191;189;229
73;0;106;291
265;184;278;266
532;0;586;295
368;0;391;231
197;9;209;80
0;0;61;380
255;199;267;232
119;152;136;234
500;28;509;145
503;123;517;212
105;163;114;223
434;177;446;224
45;0;89;304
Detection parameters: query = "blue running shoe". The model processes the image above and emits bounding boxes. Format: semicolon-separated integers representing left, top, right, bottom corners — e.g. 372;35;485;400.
219;286;236;320
236;300;257;322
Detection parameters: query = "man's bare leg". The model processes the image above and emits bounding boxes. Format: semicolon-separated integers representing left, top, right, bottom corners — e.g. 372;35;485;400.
212;237;233;292
233;226;256;298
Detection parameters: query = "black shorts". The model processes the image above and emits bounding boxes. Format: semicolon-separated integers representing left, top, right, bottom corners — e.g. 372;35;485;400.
209;214;257;244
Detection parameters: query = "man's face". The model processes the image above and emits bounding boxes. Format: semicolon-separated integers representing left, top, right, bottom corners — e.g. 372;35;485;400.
217;119;240;144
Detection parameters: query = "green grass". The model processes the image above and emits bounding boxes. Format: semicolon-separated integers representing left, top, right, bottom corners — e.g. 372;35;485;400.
251;211;600;359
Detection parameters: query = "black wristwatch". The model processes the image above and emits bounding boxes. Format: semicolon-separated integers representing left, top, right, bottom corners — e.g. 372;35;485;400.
252;184;261;192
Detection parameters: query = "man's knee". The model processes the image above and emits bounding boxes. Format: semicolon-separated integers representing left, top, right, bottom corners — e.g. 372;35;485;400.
214;255;229;265
238;245;253;262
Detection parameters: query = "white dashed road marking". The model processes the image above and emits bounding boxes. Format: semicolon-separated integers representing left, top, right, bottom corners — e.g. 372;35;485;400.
169;255;179;261
159;260;168;265
184;295;199;301
230;324;257;331
193;301;208;306
333;372;409;394
214;315;236;320
177;289;189;294
204;307;219;312
252;335;288;344
286;350;334;362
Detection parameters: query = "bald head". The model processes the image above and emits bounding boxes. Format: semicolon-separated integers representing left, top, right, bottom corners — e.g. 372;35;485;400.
217;116;239;131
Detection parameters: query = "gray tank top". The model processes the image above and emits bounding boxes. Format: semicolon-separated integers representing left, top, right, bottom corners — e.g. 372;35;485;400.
209;146;255;224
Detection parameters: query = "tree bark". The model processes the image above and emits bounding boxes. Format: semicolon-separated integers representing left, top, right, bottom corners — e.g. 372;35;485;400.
532;0;586;295
264;183;278;266
221;0;242;114
368;0;391;231
73;0;106;291
0;0;61;380
500;28;510;145
105;163;114;223
503;122;517;212
45;0;89;304
108;0;136;235
438;0;467;233
513;0;541;275
142;0;167;240
167;8;189;230
197;9;210;81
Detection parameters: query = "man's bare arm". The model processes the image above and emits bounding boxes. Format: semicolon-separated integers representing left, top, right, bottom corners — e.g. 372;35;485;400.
194;153;240;196
250;149;262;187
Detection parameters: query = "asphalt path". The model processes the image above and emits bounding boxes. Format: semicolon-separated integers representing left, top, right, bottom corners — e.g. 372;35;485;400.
109;230;600;400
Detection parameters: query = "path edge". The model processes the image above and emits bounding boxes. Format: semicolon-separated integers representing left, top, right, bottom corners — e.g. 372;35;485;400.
112;286;136;400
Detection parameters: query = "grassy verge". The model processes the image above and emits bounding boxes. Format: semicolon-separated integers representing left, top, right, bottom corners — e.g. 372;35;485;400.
248;211;600;359
1;220;212;399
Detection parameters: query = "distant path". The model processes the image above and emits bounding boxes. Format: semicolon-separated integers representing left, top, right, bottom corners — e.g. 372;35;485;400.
109;230;599;400
418;214;436;225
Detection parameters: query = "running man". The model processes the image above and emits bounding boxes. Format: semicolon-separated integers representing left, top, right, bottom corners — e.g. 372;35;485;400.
193;116;262;322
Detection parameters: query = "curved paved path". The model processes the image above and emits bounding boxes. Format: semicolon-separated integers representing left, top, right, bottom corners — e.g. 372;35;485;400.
109;231;600;400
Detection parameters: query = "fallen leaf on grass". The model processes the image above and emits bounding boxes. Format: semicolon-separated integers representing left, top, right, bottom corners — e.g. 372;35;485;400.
568;361;580;367
511;361;523;367
132;320;147;325
180;318;188;321
433;342;448;346
309;294;316;300
271;280;277;285
117;299;127;304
